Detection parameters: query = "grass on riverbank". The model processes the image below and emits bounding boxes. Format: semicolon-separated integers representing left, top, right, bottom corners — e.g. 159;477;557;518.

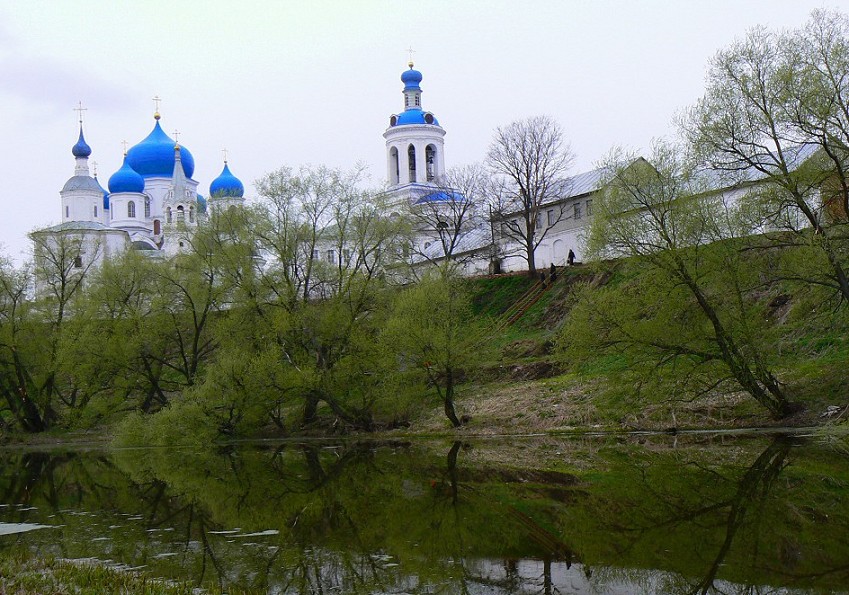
0;550;197;595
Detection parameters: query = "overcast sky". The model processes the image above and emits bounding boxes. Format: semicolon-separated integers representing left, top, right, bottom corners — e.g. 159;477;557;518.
0;0;840;261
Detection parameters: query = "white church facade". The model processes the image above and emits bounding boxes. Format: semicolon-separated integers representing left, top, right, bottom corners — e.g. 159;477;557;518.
37;108;246;274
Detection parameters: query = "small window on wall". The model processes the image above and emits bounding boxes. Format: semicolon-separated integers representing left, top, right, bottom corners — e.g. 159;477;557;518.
128;201;136;218
94;205;98;218
312;249;319;260
343;249;351;264
326;249;335;264
574;202;582;220
586;199;593;216
73;256;82;268
145;197;151;218
547;209;555;226
536;216;542;229
65;206;69;218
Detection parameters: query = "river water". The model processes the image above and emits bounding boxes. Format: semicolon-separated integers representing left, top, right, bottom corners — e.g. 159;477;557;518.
0;432;847;594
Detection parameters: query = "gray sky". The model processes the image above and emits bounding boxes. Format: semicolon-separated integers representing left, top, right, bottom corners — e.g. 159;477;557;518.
0;0;840;262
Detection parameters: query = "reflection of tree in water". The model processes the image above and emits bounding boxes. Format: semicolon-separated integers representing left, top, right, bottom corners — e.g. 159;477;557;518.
587;436;842;595
4;437;845;593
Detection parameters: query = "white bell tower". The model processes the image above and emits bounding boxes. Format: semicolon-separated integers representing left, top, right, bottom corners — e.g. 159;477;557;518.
383;61;446;201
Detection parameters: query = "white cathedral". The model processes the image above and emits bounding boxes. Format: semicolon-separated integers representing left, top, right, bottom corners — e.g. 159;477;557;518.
41;61;596;276
37;107;246;271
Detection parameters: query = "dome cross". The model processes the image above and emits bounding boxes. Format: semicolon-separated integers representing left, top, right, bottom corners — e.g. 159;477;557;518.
406;46;416;66
73;101;87;124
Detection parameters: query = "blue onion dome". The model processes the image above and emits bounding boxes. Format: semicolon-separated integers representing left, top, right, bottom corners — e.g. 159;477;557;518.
72;126;92;157
126;115;195;178
209;162;244;197
394;109;439;126
108;155;145;193
401;62;423;89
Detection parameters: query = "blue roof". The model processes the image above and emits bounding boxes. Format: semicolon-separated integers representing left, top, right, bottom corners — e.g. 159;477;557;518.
72;126;92;158
401;65;423;90
394;108;439;126
415;190;465;204
209;162;244;198
108;156;145;194
126;118;195;178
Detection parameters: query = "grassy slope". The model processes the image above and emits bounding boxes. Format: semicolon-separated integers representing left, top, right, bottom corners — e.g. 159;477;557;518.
400;263;849;435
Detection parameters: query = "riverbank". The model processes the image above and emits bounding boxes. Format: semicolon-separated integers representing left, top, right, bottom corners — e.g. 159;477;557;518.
1;262;847;448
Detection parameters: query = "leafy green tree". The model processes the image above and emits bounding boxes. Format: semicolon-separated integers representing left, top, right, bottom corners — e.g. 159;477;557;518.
680;11;849;303
565;142;793;418
383;266;486;427
0;232;101;432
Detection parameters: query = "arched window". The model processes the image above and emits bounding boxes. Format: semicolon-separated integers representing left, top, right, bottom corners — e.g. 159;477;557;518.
94;205;98;218
426;145;436;181
128;201;136;218
177;205;185;222
166;207;172;223
144;197;151;218
389;147;399;185
189;205;195;223
408;144;417;183
65;206;69;218
153;219;161;235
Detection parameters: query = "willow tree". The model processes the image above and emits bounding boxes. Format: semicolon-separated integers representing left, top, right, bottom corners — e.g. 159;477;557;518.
383;266;486;428
246;165;410;430
680;10;849;303
563;142;793;418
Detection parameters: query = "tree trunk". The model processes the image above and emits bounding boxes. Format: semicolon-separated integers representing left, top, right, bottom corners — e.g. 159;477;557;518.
443;368;462;428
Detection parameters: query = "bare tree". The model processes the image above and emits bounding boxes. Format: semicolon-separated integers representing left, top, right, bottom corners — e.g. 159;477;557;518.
406;163;488;268
487;115;574;275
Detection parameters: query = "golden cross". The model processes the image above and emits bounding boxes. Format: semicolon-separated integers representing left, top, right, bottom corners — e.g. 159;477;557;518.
73;101;87;124
121;140;128;154
222;148;229;163
152;95;162;113
173;129;180;143
91;160;98;176
406;46;415;65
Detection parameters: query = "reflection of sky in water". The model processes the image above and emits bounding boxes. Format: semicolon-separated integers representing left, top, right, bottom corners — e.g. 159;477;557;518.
0;521;56;535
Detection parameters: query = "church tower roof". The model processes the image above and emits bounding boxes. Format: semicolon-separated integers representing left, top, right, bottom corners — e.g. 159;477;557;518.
71;125;92;157
108;154;145;194
210;160;245;198
388;62;440;127
126;113;195;179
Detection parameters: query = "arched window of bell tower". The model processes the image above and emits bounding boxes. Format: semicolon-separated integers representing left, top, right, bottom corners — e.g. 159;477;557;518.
176;205;185;222
408;144;417;183
389;147;399;185
426;145;437;182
